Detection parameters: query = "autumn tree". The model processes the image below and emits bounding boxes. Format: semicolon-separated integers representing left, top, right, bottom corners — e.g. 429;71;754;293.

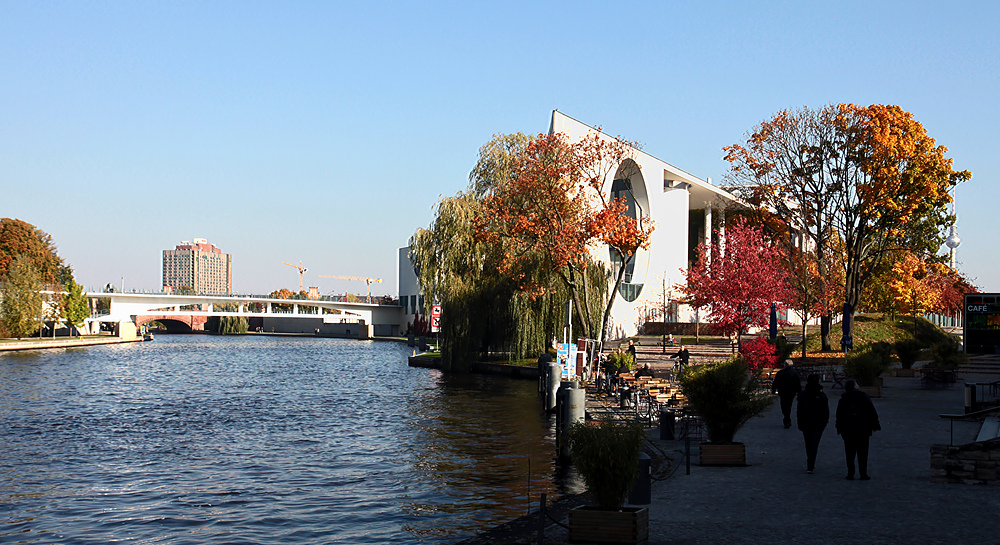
724;104;969;342
679;219;793;345
0;218;72;284
474;130;653;345
1;256;43;338
412;133;607;370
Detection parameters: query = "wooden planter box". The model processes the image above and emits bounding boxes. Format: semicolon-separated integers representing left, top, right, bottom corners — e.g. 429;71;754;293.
699;442;747;466
859;385;881;398
568;505;648;544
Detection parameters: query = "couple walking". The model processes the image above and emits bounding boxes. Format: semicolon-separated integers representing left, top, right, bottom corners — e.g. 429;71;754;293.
774;364;881;478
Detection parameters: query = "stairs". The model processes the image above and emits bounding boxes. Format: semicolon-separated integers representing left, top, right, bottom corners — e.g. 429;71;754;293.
957;355;1000;382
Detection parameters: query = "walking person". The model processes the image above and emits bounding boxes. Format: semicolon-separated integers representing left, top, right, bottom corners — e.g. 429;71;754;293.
771;360;801;428
836;379;881;480
797;374;829;474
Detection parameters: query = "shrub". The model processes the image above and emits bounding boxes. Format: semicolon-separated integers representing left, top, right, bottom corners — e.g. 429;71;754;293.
768;335;796;364
740;336;779;370
844;342;892;386
608;350;636;373
680;356;773;444
894;339;923;370
929;338;968;369
565;418;646;511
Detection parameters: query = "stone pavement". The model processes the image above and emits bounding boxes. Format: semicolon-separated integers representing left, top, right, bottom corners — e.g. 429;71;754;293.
541;375;1000;545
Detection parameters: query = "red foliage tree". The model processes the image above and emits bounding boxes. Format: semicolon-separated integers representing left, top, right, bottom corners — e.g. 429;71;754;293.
679;219;793;344
739;336;779;370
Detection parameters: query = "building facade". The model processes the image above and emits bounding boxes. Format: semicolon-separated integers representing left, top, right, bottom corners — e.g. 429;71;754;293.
548;111;742;338
162;238;232;295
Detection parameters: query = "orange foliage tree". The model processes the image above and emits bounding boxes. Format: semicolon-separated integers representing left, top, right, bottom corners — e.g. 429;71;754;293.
724;104;970;341
474;130;654;344
0;218;73;284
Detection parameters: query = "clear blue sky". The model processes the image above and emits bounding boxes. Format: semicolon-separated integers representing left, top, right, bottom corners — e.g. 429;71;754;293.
3;1;997;296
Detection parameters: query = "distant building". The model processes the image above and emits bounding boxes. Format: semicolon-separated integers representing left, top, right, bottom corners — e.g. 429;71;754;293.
162;238;232;295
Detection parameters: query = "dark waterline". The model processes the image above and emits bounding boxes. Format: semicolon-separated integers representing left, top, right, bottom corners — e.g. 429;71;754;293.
0;335;579;544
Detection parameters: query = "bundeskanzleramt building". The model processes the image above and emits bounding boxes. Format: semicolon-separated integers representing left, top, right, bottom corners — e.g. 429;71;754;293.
162;238;232;295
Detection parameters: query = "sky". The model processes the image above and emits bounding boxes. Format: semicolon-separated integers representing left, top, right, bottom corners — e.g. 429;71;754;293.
2;1;998;297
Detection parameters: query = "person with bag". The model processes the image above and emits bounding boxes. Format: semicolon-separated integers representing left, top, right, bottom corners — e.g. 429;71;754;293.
797;374;829;474
836;379;881;480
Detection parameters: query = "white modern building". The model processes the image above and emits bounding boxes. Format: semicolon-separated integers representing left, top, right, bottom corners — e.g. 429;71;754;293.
549;111;743;338
399;111;745;339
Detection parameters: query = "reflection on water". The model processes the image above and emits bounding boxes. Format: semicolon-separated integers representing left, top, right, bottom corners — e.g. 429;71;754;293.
0;335;577;543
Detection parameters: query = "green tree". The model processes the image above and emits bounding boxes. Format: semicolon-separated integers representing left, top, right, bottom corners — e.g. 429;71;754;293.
1;256;43;339
63;278;90;336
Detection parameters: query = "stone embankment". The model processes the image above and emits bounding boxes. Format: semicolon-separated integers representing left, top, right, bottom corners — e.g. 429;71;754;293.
0;335;145;352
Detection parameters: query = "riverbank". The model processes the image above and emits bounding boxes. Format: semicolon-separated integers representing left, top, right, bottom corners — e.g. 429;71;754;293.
0;335;146;352
408;354;540;379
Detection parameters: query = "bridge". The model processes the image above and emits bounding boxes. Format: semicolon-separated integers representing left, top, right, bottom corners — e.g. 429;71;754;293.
85;292;405;337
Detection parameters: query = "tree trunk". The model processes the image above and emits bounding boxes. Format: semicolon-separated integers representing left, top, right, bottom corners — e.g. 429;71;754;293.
800;317;808;358
820;315;832;351
599;262;630;347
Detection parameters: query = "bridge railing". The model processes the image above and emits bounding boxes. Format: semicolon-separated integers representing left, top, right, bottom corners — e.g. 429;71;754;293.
86;288;401;306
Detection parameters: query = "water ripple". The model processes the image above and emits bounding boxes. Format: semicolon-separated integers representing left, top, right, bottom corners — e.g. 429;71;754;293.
0;335;572;543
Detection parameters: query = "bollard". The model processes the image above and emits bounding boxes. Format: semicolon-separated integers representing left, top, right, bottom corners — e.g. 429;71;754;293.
627;452;651;505
545;362;560;412
659;409;675;440
556;381;582;459
619;386;631;409
965;383;977;414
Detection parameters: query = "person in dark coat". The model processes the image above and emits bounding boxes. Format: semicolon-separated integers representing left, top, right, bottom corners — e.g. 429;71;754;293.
836;379;881;480
797;374;829;474
771;360;801;428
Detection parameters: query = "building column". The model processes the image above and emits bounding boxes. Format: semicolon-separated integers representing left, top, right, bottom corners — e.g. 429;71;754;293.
719;206;726;259
704;204;713;264
293;303;299;315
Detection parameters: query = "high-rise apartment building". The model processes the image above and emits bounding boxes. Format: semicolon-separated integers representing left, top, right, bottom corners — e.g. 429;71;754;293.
162;238;232;295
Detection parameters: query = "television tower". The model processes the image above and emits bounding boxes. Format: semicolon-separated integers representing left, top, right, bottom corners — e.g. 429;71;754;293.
945;189;961;270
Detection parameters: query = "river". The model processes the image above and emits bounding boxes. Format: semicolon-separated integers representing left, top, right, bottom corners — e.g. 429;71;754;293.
0;334;579;544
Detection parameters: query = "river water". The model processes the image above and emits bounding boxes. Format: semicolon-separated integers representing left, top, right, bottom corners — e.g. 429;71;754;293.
0;335;578;544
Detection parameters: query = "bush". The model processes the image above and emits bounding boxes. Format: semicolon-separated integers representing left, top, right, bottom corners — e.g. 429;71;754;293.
844;342;892;386
769;335;796;363
680;356;773;444
740;336;778;370
565;418;646;511
929;338;967;369
607;350;636;373
894;339;923;370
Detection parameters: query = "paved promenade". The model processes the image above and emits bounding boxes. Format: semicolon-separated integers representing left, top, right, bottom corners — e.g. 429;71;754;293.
539;374;999;544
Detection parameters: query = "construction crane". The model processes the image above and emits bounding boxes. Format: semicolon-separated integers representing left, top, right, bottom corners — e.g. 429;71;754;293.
319;275;382;303
282;261;308;292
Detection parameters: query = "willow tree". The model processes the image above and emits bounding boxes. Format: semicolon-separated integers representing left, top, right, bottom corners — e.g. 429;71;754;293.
411;133;606;371
473;130;652;345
